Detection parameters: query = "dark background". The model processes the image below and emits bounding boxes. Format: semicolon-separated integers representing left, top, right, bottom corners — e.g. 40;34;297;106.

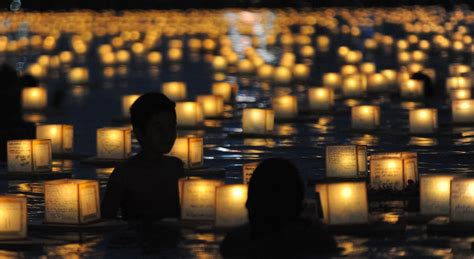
3;0;473;11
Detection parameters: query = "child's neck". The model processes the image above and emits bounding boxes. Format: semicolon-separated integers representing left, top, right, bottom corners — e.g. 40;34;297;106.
139;149;164;161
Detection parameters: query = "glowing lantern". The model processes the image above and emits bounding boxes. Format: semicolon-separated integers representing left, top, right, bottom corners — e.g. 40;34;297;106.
36;124;74;154
308;87;334;112
242;108;274;135
212;82;236;102
196;95;224;118
322;73;342;89
147;52;162;65
325;145;367;178
176;102;204;127
215;184;248;227
181;179;224;220
367;73;388;92
0;195;27;240
452;100;474;123
351;105;380;130
212;56;228;72
360;62;376;74
381;69;398;87
131;42;145;55
450;89;471;100
315;182;369;225
242;162;258;184
272;95;298;120
449;64;470;76
345;51;362;64
26;63;45;78
168;136;203;169
237;59;255;75
96;127;132;160
419;174;455;216
369;152;418;190
400;79;424;99
167;48;183;62
121;95;140;118
341;65;358;76
300;45;315;58
162;82;187;102
293;64;310;81
116;50;130;64
7;140;52;173
273;66;292;85
67;67;89;85
446;76;471;93
22;87;47;110
44;179;100;224
409;108;438;134
342;75;367;98
257;64;274;81
450;179;474;222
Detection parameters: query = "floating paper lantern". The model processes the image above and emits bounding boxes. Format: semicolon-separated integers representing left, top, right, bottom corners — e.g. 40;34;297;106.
322;73;342;89
300;45;315;58
449;64;470;76
452;100;474;123
26;63;46;78
0;195;27;240
237;59;255;75
341;65;358;76
116;50;130;64
315;181;369;225
196;95;224;118
181;179;224;220
215;184;248;227
409;108;438;134
242;162;258;184
7;139;52;173
351;105;380;130
419;174;455;216
162;82;187;102
369;152;418;190
345;51;362;64
67;67;89;85
36;124;73;154
167;48;183;62
212;82;236;102
168;136;203;169
360;62;376;74
147;51;162;65
450;89;471;100
272;95;298;120
121;95;140;118
22;87;47;110
381;69;398;87
400;79;424;99
293;64;310;81
242;108;274;135
176;102;204;127
212;56;227;72
257;64;274;81
342;75;367;98
44;179;100;224
273;66;292;85
446;76;471;93
450;178;474;223
308;87;334;112
367;73;388;92
325;145;367;178
96;127;132;160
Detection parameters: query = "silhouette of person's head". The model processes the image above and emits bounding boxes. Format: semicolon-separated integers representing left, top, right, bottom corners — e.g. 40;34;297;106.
130;92;177;155
0;64;21;124
246;158;304;237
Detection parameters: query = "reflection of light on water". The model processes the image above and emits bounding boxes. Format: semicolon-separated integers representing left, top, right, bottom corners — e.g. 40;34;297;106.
409;137;437;146
52;159;74;172
243;138;275;147
275;124;296;136
382;213;400;224
344;99;360;107
96;167;114;174
401;101;422;110
351;134;379;146
23;113;46;123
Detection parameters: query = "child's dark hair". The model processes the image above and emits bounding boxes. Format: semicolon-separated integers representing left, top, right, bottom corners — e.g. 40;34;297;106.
130;92;176;132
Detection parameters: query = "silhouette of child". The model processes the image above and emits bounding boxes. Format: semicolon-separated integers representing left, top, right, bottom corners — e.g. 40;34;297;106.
220;158;338;257
101;92;184;222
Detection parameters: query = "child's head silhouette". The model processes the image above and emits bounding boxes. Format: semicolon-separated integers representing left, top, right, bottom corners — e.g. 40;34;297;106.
246;158;304;235
130;92;177;155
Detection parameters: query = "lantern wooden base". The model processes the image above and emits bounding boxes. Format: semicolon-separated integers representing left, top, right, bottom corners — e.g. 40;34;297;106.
29;219;127;232
184;167;226;178
0;171;72;180
427;217;474;236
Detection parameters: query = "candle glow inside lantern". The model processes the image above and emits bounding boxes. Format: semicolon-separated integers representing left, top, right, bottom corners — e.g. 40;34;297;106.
0;195;27;240
351;105;380;130
450;178;474;223
308;87;334;112
22;87;47;110
242;162;259;184
96;127;132;160
176;102;204;127
419;174;455;216
409;108;438;134
450;89;471;100
181;179;224;220
449;64;470;76
121;95;140;118
36;124;74;154
168;136;203;169
342;75;367;98
322;73;342;89
452;100;474;123
212;82;236;102
212;56;228;72
273;66;292;85
325;145;367;178
215;184;248;227
44;179;100;224
369;152;418;190
446;76;471;93
162;82;187;102
67;67;89;85
293;64;310;81
315;182;369;225
367;73;388;92
242;108;274;135
7;140;52;173
272;95;298;120
400;79;424;99
196;95;224;118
